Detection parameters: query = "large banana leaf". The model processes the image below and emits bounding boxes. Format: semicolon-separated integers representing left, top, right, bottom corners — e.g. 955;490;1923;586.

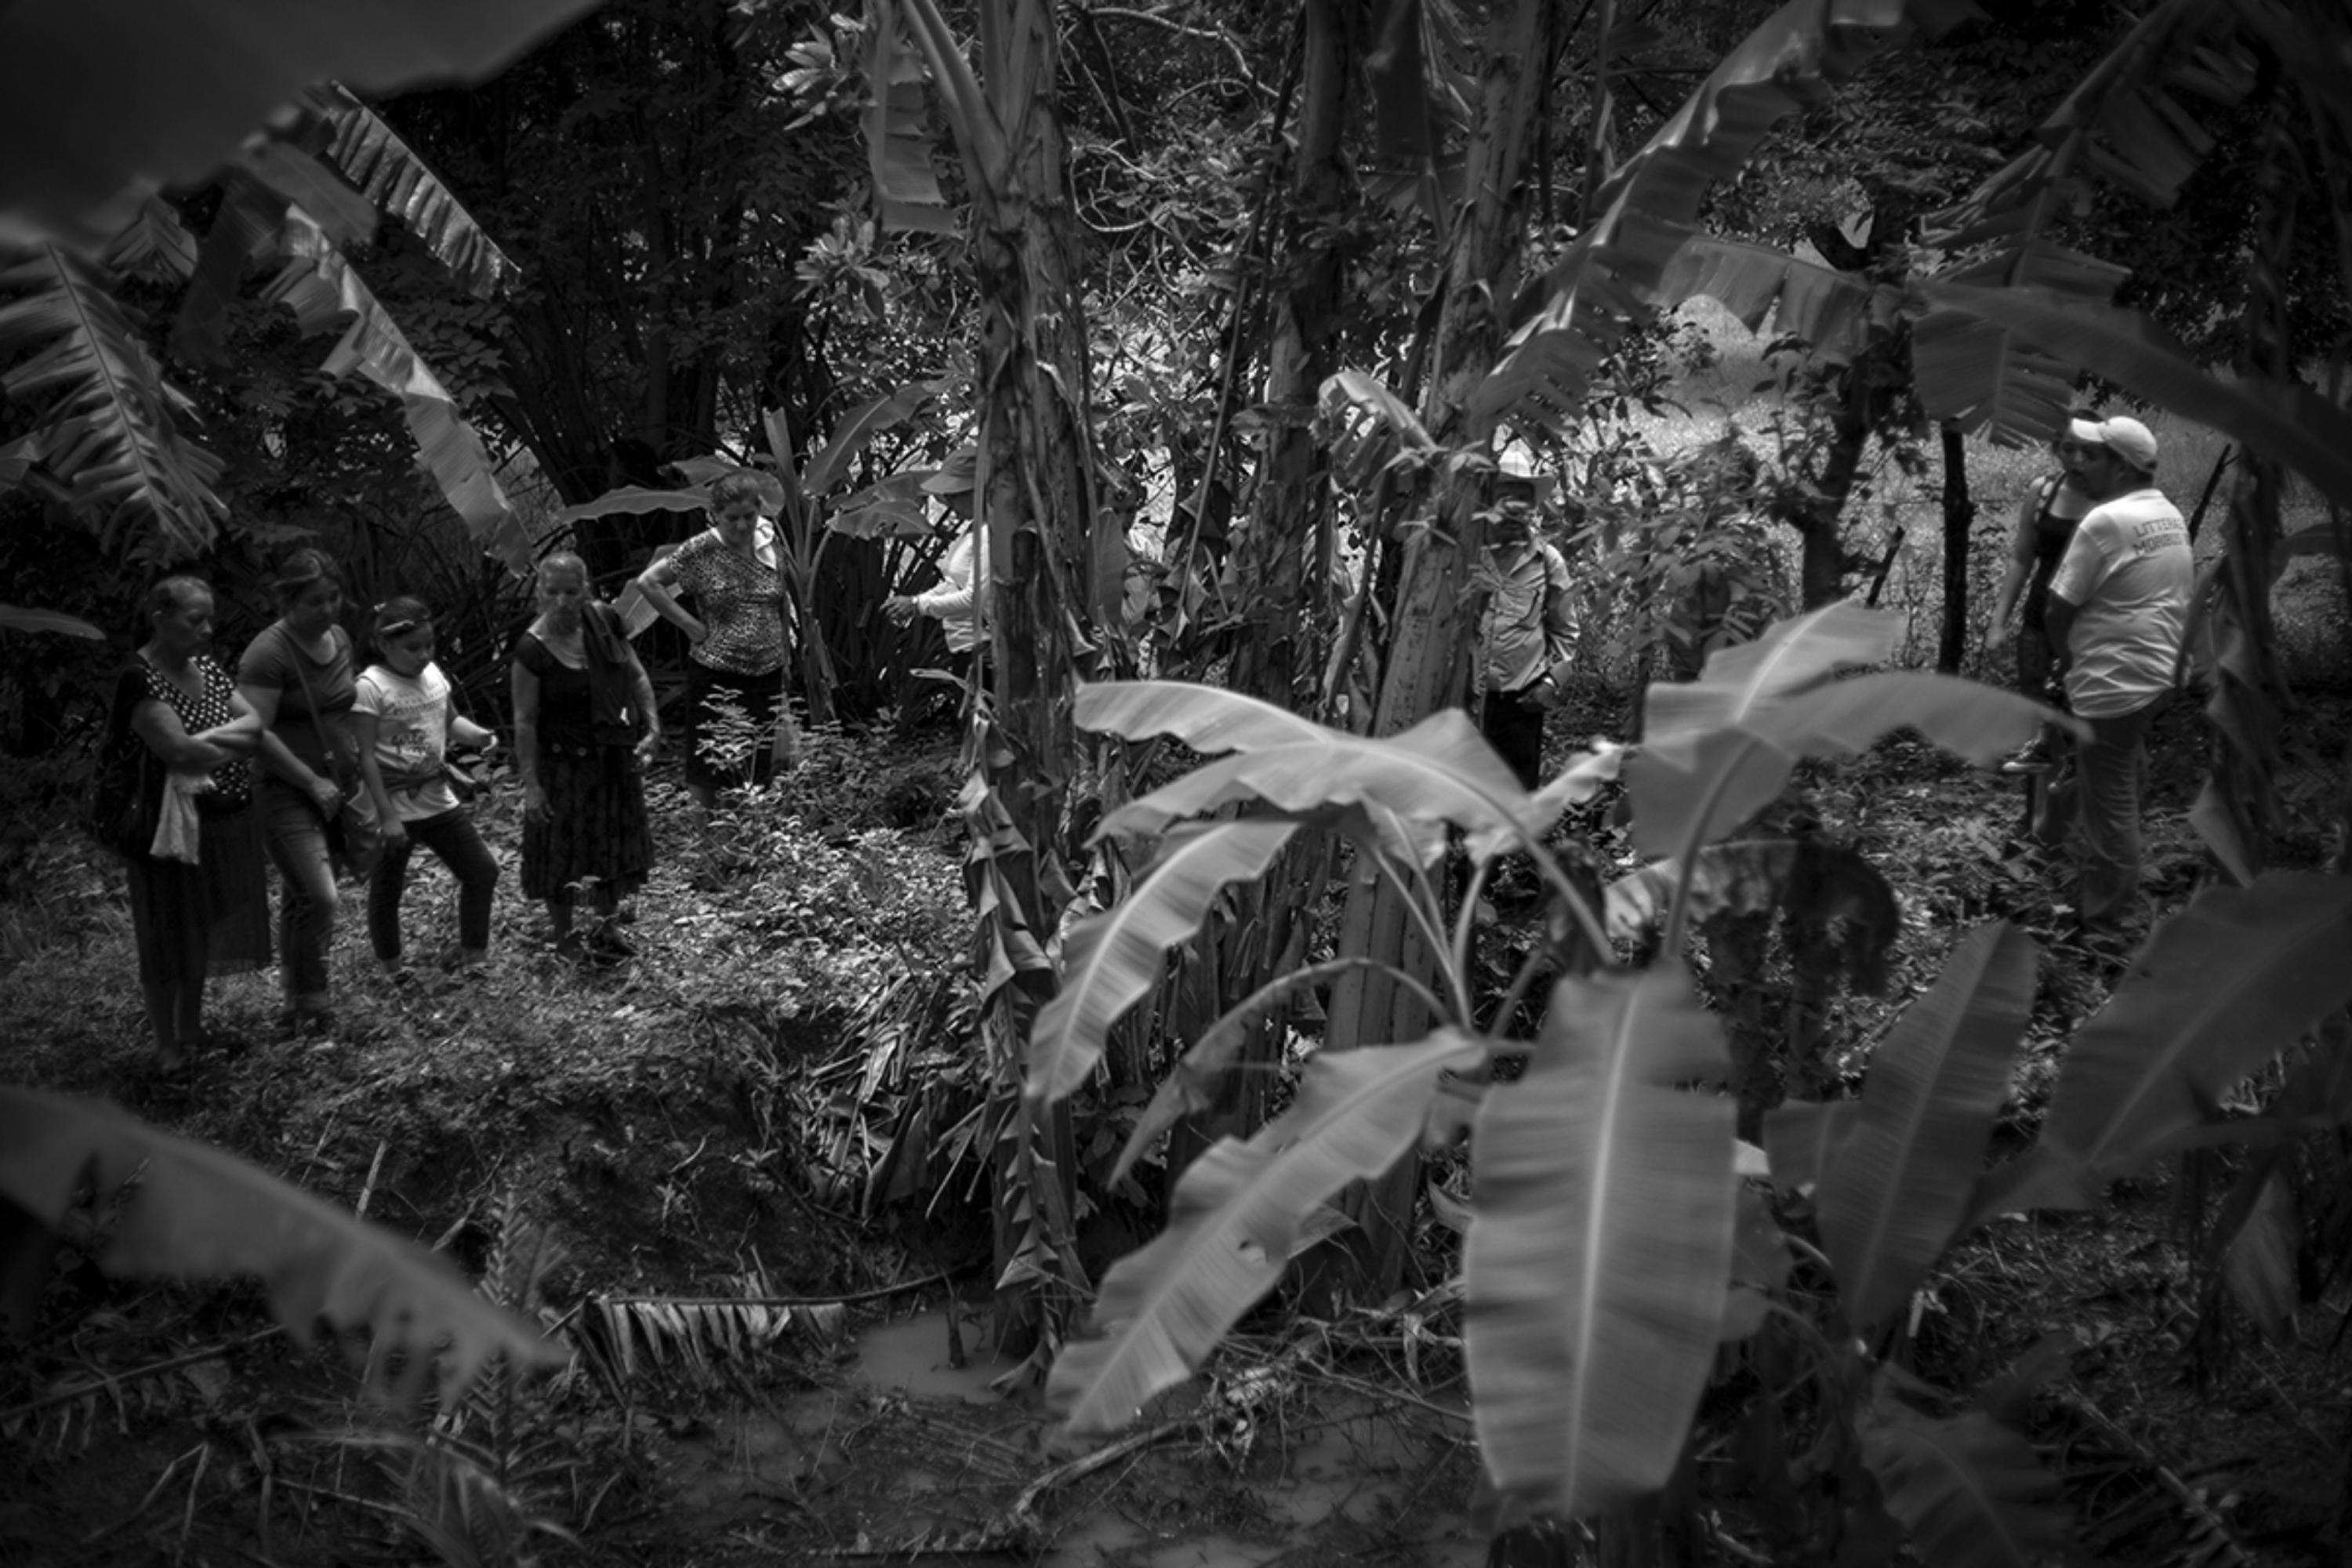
1908;243;2132;448
1860;1398;2070;1568
1466;964;1735;1520
1075;679;1338;754
0;1087;564;1403
1026;819;1299;1107
2037;871;2352;1195
0;243;223;560
1760;1098;1858;1194
1108;956;1368;1187
1466;0;1973;435
307;82;517;299
550;485;710;527
0;604;103;637
1099;708;1537;862
264;209;528;569
862;0;975;234
0;0;597;251
1050;1031;1483;1435
802;381;939;496
1922;282;2352;513
1628;604;2052;857
1654;232;1884;358
1815;923;2036;1335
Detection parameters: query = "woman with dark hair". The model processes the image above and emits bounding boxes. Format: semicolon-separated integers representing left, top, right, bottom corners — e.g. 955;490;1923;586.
632;469;790;811
513;552;659;961
101;576;270;1068
1987;412;2099;768
238;547;361;1036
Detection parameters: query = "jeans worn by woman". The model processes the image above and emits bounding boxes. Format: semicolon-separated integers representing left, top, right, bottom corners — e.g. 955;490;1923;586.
263;784;339;1015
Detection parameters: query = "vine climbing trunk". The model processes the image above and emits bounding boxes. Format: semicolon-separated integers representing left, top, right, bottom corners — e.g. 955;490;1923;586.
1320;0;1563;1302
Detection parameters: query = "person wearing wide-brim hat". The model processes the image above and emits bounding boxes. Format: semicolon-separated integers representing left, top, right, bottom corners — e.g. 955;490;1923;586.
2040;414;2192;948
885;446;982;673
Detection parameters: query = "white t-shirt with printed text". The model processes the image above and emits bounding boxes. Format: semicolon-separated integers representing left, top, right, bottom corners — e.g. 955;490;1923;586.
2049;487;2193;718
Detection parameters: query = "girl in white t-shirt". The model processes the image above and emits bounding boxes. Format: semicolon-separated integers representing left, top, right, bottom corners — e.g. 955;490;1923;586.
354;597;503;980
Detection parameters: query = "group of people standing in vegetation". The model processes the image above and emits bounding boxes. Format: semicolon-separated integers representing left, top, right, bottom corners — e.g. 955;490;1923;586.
94;419;2190;1070
1982;412;2192;946
95;452;982;1073
99;546;656;1069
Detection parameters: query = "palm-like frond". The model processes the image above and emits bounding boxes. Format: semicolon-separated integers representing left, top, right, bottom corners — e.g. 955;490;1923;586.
1911;0;2256;446
0;0;598;252
0;243;223;561
1465;0;1976;436
263;209;528;568
306;82;517;298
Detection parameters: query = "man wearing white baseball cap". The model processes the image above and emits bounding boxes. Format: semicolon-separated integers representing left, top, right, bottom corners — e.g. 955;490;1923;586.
2042;414;2192;945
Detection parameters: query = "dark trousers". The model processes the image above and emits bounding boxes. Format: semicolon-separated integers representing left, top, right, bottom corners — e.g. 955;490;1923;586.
368;808;500;964
1481;684;1548;790
2039;696;2162;932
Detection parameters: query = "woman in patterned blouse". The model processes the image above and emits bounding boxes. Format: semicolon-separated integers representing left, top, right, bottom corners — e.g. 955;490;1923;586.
105;577;271;1069
632;469;791;811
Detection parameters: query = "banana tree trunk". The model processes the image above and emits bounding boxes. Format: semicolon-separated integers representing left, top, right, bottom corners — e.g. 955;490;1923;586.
964;0;1108;1361
1322;0;1562;1301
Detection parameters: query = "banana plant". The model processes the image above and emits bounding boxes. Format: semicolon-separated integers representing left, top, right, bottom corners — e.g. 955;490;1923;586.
1030;603;2078;1533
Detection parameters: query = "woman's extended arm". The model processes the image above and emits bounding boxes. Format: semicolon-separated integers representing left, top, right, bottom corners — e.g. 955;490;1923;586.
623;645;661;766
633;552;707;647
512;656;546;821
1986;488;2042;633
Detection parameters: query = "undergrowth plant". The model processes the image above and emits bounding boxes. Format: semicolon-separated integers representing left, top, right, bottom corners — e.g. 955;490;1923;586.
1023;601;2352;1560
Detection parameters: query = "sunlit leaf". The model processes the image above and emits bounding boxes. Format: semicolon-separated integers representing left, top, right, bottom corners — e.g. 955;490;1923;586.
1051;1032;1483;1435
1076;679;1336;754
550;486;710;527
307;82;517;298
1466;964;1735;1519
1100;708;1537;863
1816;924;2036;1334
1028;820;1298;1107
0;604;103;638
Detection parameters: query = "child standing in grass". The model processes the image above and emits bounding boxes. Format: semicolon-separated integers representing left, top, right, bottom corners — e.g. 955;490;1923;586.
354;596;502;982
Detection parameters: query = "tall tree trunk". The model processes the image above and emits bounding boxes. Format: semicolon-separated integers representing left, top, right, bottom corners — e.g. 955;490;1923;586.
1163;0;1365;1184
1936;426;1973;673
1321;0;1562;1302
960;0;1110;1364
